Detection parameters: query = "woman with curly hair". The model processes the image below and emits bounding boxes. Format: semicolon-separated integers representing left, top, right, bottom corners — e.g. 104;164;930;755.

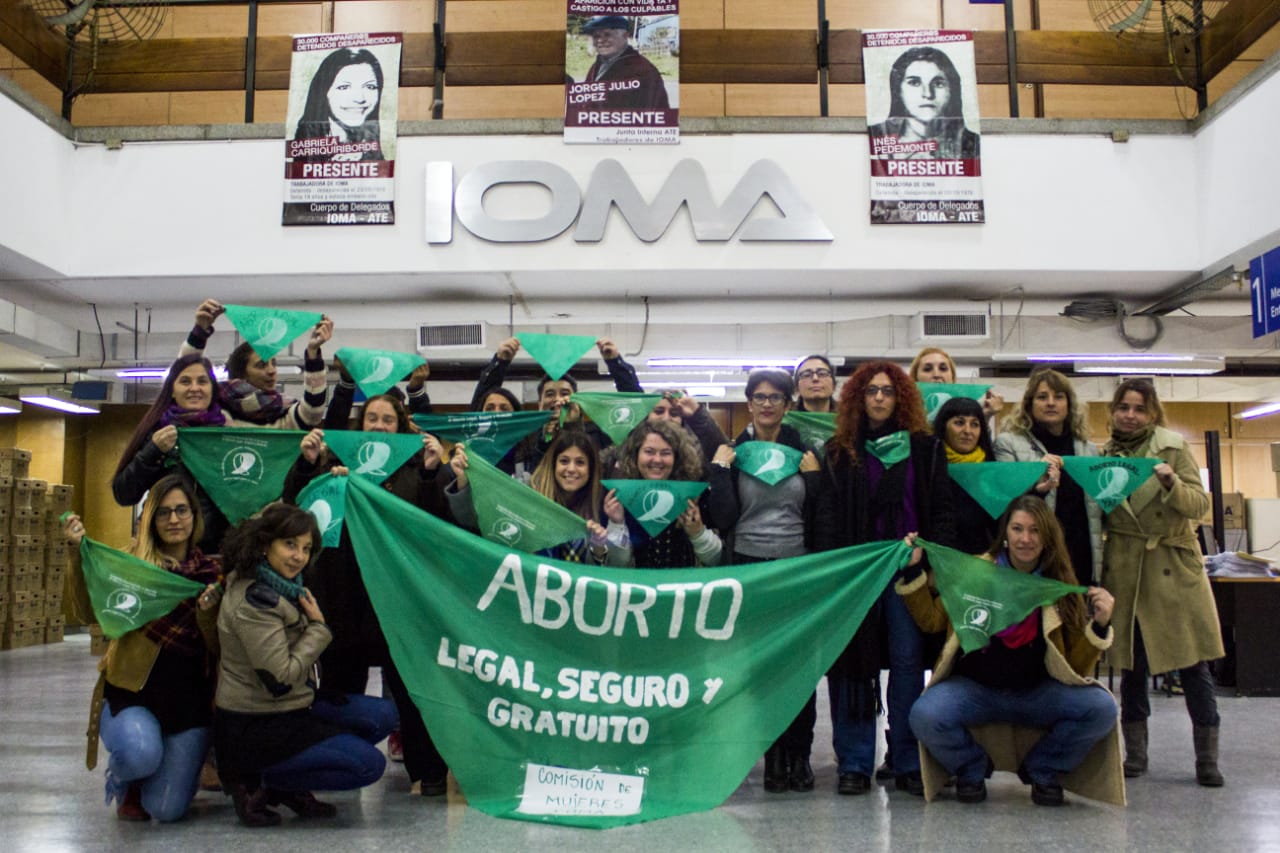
813;360;956;797
615;419;722;569
993;368;1102;585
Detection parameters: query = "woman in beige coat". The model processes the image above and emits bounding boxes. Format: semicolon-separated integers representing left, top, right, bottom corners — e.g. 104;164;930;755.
1101;378;1224;787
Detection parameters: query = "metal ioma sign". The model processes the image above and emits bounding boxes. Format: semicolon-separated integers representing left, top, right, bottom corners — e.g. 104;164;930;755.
425;159;833;244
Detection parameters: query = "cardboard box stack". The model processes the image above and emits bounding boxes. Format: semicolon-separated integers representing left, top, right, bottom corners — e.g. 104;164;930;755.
2;448;71;649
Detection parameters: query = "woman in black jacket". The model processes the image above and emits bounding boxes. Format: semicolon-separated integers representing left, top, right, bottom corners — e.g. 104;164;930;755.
813;360;956;797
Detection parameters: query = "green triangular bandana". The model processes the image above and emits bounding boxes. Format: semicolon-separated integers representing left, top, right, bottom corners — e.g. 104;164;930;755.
322;431;424;484
734;441;803;486
1060;456;1160;513
176;427;308;523
947;461;1048;519
342;473;909;828
78;536;206;639
515;332;597;381
463;447;587;551
864;430;910;467
602;479;709;536
917;383;993;424
222;304;324;362
412;411;549;465
782;411;836;450
919;539;1087;654
295;472;348;548
572;392;664;444
334;347;426;399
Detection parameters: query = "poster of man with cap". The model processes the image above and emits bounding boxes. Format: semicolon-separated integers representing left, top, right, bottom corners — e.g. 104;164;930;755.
565;3;679;144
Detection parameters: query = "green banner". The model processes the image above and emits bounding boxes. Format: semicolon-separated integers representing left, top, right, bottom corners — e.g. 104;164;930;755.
334;346;425;399
602;480;709;537
322;430;423;484
176;427;308;523
782;411;836;450
515;332;598;381
464;448;587;551
79;536;206;640
413;410;554;465
222;304;324;363
917;382;993;423
342;473;908;828
571;392;663;444
947;461;1047;519
1060;456;1161;513
919;539;1087;654
733;441;803;486
295;472;348;548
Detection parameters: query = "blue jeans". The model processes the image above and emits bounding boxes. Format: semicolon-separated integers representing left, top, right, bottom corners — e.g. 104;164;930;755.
100;701;209;822
882;585;925;774
909;675;1117;786
827;676;876;774
261;694;397;792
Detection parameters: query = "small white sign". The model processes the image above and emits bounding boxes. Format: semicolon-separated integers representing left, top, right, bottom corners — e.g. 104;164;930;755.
517;763;644;817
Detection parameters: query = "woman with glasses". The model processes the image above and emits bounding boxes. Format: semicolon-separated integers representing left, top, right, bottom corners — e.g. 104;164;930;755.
794;355;837;413
813;361;956;797
708;369;821;794
992;368;1102;585
67;474;223;823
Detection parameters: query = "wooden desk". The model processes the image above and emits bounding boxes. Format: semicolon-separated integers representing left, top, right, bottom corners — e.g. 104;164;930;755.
1211;577;1280;697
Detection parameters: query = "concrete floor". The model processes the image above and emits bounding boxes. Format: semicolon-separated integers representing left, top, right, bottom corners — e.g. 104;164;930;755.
2;633;1278;852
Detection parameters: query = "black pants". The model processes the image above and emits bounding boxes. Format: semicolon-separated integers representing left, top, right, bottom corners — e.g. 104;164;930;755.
1120;622;1220;727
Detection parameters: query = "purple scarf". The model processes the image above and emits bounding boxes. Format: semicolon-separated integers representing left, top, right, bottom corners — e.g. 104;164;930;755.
159;401;226;428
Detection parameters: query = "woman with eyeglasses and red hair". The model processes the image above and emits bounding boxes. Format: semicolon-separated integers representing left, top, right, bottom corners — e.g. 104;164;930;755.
813;360;956;797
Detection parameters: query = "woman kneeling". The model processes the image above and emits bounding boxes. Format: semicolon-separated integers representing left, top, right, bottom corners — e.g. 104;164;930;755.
215;504;397;826
901;496;1121;806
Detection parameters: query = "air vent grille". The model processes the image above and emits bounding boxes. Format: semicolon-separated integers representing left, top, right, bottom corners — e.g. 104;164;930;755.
418;323;485;350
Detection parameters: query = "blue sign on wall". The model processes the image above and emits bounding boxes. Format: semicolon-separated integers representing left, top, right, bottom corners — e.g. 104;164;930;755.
1251;246;1280;339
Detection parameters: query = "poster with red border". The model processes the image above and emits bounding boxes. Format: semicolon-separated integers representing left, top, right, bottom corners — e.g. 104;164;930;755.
565;2;680;145
862;30;985;224
283;32;402;226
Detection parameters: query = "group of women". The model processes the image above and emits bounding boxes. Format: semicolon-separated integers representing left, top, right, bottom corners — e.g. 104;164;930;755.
75;309;1227;824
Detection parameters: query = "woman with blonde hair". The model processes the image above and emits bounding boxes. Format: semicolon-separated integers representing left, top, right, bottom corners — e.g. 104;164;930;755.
993;368;1102;585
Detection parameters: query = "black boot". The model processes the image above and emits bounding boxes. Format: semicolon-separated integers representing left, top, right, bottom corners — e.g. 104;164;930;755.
763;744;789;793
231;784;281;828
266;789;337;818
788;752;815;792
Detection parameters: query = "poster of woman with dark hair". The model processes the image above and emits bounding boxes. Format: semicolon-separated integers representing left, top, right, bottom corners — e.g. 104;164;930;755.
283;33;402;226
863;31;985;225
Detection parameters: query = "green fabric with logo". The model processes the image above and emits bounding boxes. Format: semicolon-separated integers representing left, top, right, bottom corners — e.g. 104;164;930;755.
342;474;909;827
919;539;1087;654
947;461;1048;519
781;411;836;449
78;536;206;640
463;447;587;551
176;427;308;522
571;392;663;444
295;472;349;548
732;441;803;485
322;430;424;484
1060;455;1161;513
221;304;324;362
601;480;709;536
334;346;425;398
413;411;552;465
515;332;598;381
916;382;992;423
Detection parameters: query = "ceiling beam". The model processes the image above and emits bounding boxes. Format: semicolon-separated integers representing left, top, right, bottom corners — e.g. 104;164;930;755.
1201;0;1280;81
0;0;67;87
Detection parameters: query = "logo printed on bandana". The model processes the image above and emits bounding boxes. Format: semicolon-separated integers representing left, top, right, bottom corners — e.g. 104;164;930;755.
360;356;396;386
491;519;522;545
753;448;787;477
222;447;264;483
354;441;393;477
636;490;677;524
610;404;634;425
963;604;991;635
253;317;290;348
925;391;952;420
1095;465;1131;503
106;589;142;618
308;499;338;536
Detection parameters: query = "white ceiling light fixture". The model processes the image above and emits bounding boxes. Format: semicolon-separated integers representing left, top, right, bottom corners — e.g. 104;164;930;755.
992;353;1198;364
1236;402;1280;420
647;357;803;369
0;396;21;415
1073;356;1225;376
19;387;100;414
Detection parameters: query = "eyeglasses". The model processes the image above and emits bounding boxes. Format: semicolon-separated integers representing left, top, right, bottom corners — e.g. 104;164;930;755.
864;385;897;399
155;505;192;521
751;393;786;406
797;369;833;380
